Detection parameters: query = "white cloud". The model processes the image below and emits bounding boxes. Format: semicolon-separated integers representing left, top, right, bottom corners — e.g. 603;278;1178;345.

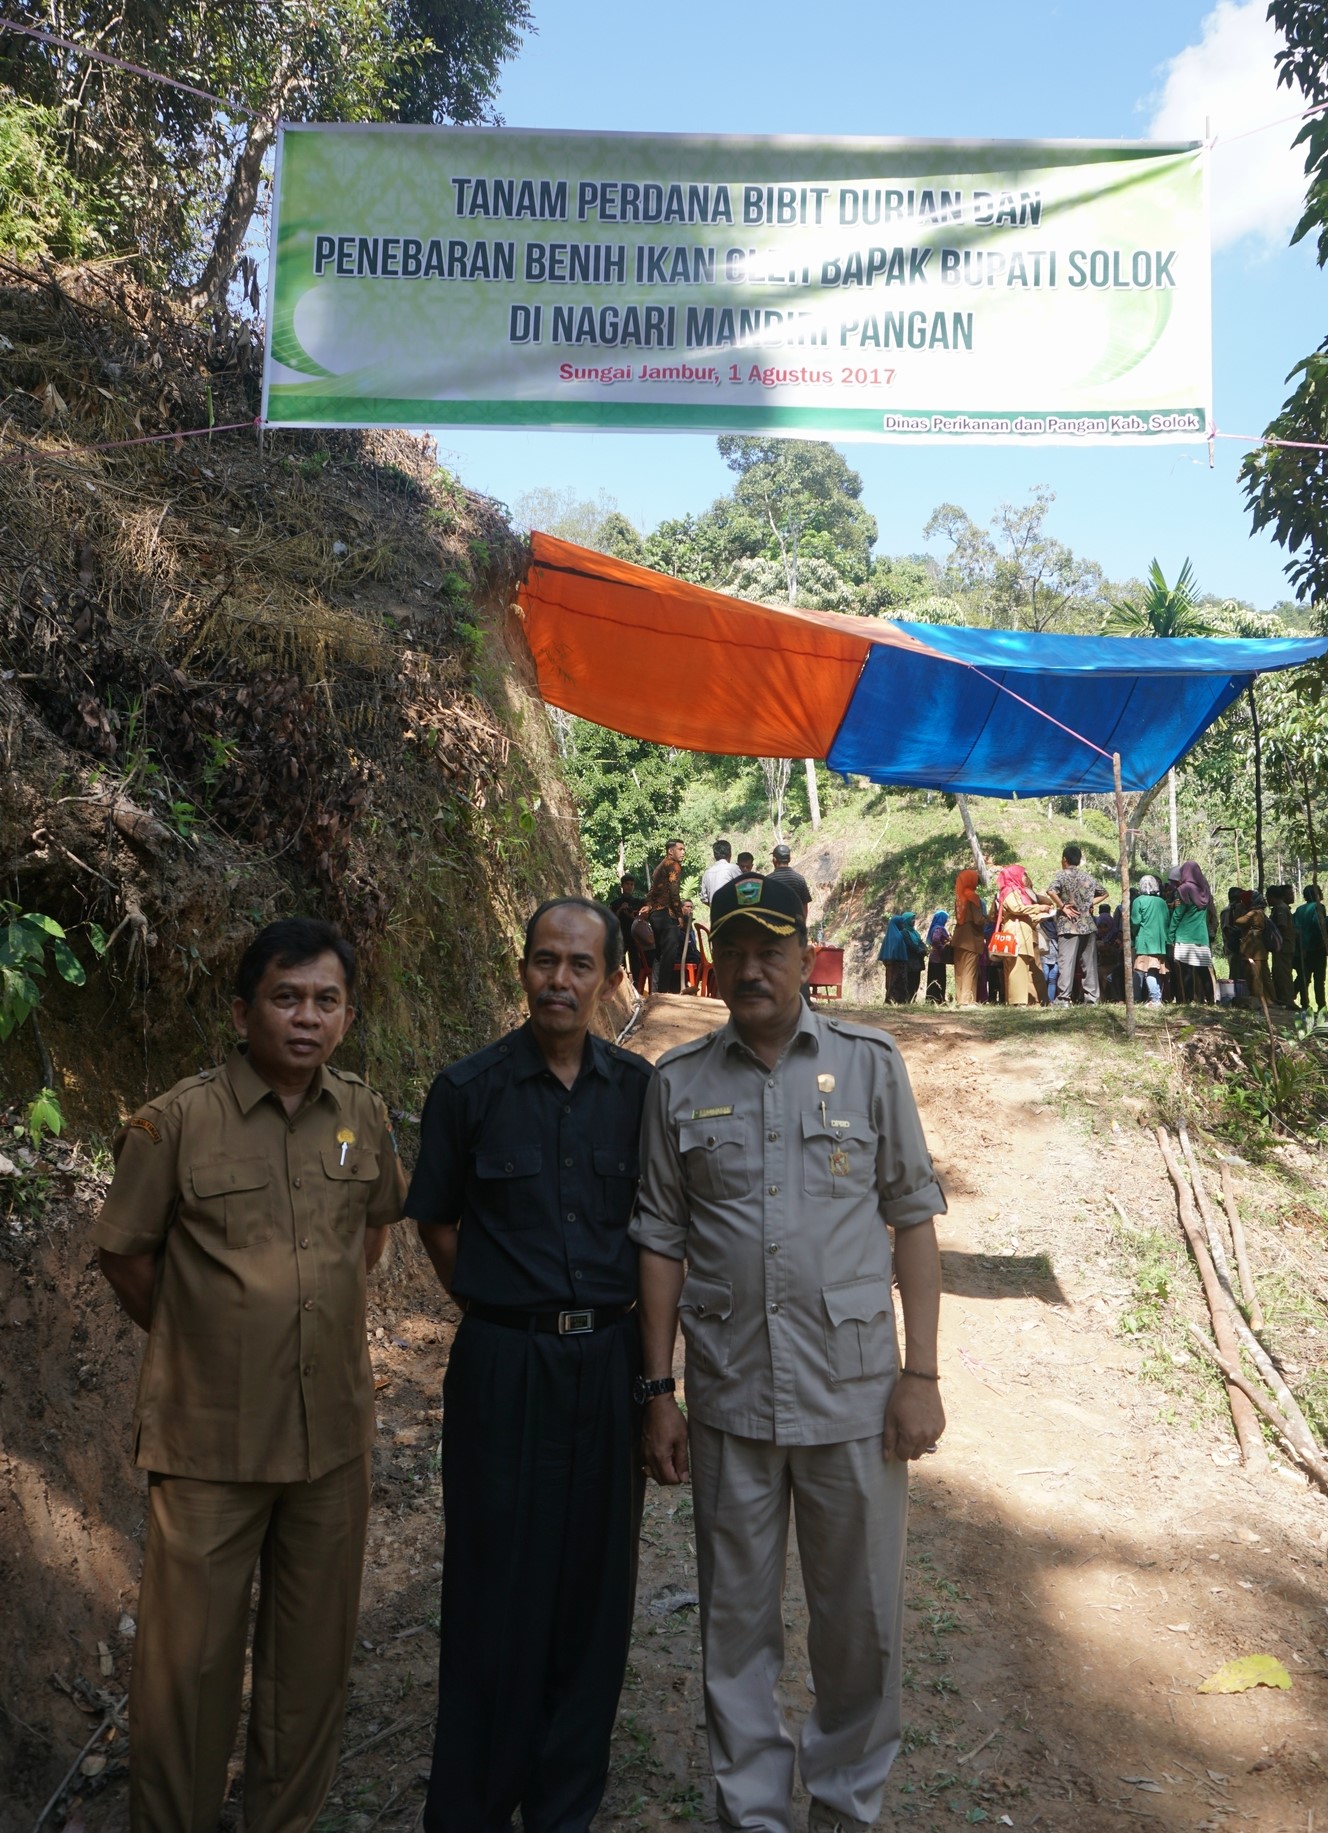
1146;0;1309;252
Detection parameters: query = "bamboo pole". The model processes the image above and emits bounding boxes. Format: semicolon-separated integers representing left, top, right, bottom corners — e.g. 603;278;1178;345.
1113;753;1136;1039
1184;1327;1328;1495
1219;1162;1264;1332
1156;1128;1267;1469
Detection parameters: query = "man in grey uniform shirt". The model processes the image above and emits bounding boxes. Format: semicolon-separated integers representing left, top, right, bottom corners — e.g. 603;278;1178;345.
632;873;946;1833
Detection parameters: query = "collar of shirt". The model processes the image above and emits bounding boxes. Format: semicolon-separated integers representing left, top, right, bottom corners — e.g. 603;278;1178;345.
224;1046;343;1115
718;996;822;1068
507;1020;612;1086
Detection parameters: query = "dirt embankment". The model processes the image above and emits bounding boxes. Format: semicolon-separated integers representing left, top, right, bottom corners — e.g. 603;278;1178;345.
14;1000;1326;1832
0;261;622;1817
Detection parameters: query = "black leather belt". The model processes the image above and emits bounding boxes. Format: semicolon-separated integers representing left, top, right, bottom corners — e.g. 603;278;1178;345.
461;1300;635;1336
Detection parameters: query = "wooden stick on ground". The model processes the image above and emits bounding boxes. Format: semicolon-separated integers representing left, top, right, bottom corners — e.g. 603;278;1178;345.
1219;1161;1264;1331
1178;1118;1237;1296
1156;1128;1268;1472
1184;1325;1328;1496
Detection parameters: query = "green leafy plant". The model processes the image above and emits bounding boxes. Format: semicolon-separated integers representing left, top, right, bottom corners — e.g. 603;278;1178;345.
0;907;97;1040
24;1088;64;1151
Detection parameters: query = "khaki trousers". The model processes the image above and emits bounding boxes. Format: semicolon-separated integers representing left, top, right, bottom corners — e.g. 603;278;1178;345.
690;1421;908;1833
129;1452;371;1833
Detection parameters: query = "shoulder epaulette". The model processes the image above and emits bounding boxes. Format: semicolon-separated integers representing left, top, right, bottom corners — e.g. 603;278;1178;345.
326;1064;367;1086
441;1032;520;1087
608;1041;654;1075
149;1069;218;1114
824;1016;899;1051
657;1029;722;1071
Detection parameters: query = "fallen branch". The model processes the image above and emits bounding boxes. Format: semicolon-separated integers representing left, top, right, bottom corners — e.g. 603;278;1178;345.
1156;1128;1267;1472
29;1693;127;1832
1184;1326;1328;1497
958;1724;1000;1765
1219;1162;1264;1332
340;1714;423;1764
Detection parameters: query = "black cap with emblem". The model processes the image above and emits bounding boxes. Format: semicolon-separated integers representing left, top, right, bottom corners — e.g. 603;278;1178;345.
709;872;805;940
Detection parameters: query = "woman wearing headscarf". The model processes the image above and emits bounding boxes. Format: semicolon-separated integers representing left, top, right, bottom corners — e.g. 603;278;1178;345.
1266;886;1297;1006
992;864;1052;1005
878;912;926;1004
951;868;986;1005
1236;892;1271;1002
1167;860;1218;1003
924;910;951;1003
1130;874;1169;1005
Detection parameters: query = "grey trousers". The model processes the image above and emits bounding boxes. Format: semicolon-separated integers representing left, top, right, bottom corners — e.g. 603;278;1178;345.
689;1420;909;1833
1054;929;1099;1005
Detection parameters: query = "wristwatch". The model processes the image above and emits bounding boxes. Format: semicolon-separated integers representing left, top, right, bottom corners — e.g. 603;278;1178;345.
632;1375;677;1406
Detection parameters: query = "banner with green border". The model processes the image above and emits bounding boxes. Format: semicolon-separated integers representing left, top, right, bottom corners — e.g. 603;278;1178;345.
262;126;1211;444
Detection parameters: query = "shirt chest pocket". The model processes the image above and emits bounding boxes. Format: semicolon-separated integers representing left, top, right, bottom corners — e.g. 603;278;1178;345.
822;1274;895;1384
678;1117;753;1201
192;1157;273;1248
593;1144;639;1223
320;1145;380;1230
473;1146;543;1230
800;1111;876;1200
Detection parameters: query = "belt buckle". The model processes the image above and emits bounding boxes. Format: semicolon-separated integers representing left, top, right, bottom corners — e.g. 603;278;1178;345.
558;1308;595;1335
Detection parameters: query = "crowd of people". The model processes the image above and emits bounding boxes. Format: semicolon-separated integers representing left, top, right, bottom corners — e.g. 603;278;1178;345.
606;836;811;995
881;843;1328;1011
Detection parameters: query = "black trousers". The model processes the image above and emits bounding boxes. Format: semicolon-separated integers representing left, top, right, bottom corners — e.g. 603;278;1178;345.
423;1313;644;1833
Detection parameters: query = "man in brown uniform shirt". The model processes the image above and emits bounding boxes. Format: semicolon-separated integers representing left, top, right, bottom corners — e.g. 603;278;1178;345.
93;918;405;1833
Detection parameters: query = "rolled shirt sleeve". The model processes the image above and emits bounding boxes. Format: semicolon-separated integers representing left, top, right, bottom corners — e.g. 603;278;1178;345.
872;1049;947;1231
92;1105;183;1256
628;1070;690;1261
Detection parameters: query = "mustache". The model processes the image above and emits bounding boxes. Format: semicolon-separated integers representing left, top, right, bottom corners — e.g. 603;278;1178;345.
536;991;577;1007
731;980;770;997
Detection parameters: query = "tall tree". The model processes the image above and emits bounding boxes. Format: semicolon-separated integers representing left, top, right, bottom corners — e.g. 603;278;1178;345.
925;489;1105;632
1103;559;1218;867
0;1;532;309
1241;1;1326;599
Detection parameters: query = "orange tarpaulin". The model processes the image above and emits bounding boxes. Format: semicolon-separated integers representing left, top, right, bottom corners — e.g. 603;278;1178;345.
517;531;930;759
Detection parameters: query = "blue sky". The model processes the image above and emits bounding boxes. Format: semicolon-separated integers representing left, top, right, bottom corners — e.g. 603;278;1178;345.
430;0;1323;607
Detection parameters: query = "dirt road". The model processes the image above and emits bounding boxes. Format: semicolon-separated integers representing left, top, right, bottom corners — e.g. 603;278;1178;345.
15;999;1326;1832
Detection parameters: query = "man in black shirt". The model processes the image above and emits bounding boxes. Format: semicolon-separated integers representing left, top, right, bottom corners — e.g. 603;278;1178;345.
768;842;813;919
407;898;653;1832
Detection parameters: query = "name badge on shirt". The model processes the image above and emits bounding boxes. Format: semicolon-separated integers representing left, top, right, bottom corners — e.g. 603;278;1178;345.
691;1105;734;1119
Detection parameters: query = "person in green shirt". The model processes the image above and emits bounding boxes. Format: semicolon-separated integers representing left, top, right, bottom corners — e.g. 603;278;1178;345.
1294;885;1327;1010
1130;875;1170;1004
1167;861;1218;1003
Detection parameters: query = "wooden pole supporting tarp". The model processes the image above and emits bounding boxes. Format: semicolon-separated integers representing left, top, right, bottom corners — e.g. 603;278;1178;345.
1113;752;1136;1039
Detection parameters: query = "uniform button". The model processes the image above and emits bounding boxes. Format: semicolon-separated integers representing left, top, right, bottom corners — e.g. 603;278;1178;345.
574;1270;583;1281
768;1243;780;1254
288;1123;296;1134
564;1156;574;1167
303;1364;313;1376
304;1299;314;1310
768;1185;779;1196
768;1131;778;1141
618;1161;626;1171
563;1107;572;1116
293;1177;302;1190
351;1163;358;1174
768;1302;780;1314
300;1237;311;1249
566;1211;576;1222
706;1135;716;1147
767;1079;775;1087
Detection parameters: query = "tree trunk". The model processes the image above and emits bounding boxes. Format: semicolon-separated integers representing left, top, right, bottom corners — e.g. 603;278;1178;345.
955;794;989;885
1114;753;1135;1040
181;111;282;318
804;757;821;831
1123;776;1167;867
1248;685;1265;889
1168;767;1179;867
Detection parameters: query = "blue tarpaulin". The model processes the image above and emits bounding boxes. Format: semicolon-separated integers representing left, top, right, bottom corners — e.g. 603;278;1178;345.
826;623;1328;797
